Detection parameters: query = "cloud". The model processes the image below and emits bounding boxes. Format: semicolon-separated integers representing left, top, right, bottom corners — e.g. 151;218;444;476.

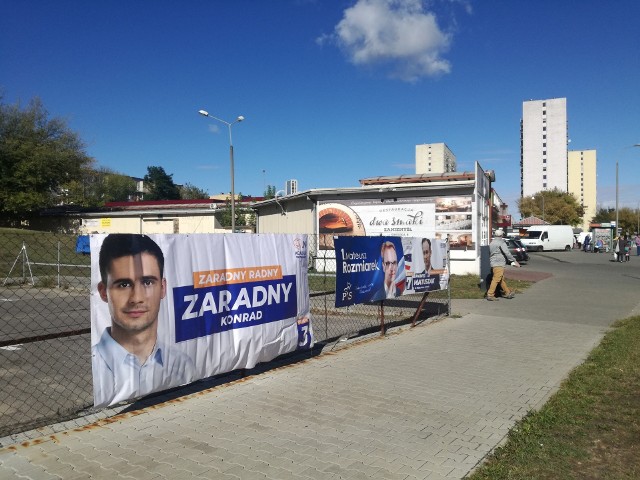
319;0;454;82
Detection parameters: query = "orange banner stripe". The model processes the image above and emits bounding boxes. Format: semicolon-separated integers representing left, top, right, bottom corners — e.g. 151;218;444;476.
193;265;283;288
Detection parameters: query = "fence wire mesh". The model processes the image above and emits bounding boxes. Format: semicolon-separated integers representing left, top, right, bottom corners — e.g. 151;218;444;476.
0;232;449;438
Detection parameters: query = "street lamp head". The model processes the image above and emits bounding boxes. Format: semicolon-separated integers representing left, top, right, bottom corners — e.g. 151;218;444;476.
197;108;243;233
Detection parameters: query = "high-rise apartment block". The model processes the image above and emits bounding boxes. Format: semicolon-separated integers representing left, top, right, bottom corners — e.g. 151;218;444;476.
520;98;568;197
416;143;456;174
568;150;597;231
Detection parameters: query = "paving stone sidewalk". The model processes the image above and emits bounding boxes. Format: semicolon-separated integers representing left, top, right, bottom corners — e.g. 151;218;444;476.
1;253;639;479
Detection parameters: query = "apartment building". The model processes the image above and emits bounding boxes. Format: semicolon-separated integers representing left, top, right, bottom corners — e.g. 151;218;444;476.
416;143;456;174
568;149;597;231
520;98;568;197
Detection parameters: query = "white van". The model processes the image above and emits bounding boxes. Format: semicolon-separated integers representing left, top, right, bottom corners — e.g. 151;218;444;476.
521;225;574;252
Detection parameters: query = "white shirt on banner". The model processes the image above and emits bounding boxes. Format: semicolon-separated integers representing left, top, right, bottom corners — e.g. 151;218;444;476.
92;328;195;408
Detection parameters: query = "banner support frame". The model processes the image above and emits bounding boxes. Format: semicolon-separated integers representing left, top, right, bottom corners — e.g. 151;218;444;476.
378;301;385;335
411;291;431;328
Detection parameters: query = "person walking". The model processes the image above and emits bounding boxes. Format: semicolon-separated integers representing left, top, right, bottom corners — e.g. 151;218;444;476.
635;235;640;256
486;229;521;301
618;235;626;262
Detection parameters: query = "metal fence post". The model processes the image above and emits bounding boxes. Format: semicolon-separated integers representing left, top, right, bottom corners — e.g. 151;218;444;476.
57;241;61;288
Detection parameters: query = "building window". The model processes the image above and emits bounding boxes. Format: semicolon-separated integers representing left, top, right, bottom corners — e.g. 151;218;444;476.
543;183;547;188
543;175;547;179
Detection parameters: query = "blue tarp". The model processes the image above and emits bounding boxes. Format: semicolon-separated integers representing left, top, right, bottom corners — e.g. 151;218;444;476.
75;235;90;254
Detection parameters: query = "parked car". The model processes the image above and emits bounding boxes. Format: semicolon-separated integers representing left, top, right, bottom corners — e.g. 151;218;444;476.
506;238;529;263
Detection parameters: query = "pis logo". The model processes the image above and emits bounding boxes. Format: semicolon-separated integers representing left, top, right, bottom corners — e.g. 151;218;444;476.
341;282;353;302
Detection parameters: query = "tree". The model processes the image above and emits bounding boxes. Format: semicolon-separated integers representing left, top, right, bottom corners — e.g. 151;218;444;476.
518;189;584;226
179;183;209;200
215;192;256;229
144;166;180;200
264;185;276;199
591;207;615;225
63;167;136;206
0;97;93;218
99;169;137;203
592;207;639;235
60;166;102;207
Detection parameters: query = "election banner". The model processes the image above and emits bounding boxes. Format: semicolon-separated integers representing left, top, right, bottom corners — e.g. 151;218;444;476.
335;236;448;308
90;233;312;408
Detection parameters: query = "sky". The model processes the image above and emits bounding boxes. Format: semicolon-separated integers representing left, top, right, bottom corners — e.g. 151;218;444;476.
2;0;639;215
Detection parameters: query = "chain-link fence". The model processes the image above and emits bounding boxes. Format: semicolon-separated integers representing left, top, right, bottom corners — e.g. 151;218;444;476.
0;232;449;438
306;235;450;342
1;232;92;439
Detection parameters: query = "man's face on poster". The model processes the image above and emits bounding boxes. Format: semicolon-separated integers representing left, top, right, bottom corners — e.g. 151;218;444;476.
98;252;166;335
382;247;398;287
422;240;432;272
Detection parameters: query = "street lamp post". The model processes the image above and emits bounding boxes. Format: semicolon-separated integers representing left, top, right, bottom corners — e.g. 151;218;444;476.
634;145;640;235
198;110;245;232
615;161;619;235
619;144;640;236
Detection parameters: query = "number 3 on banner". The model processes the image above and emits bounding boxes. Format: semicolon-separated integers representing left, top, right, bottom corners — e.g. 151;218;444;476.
297;316;311;349
298;325;309;347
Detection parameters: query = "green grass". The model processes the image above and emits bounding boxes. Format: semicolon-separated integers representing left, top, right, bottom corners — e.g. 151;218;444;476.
467;315;640;479
0;229;90;283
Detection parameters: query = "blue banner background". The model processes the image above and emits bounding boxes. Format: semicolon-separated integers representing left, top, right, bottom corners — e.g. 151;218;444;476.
173;275;298;342
334;236;405;307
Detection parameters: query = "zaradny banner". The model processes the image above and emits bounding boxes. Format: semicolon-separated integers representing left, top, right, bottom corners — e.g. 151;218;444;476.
90;233;312;408
334;236;449;307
